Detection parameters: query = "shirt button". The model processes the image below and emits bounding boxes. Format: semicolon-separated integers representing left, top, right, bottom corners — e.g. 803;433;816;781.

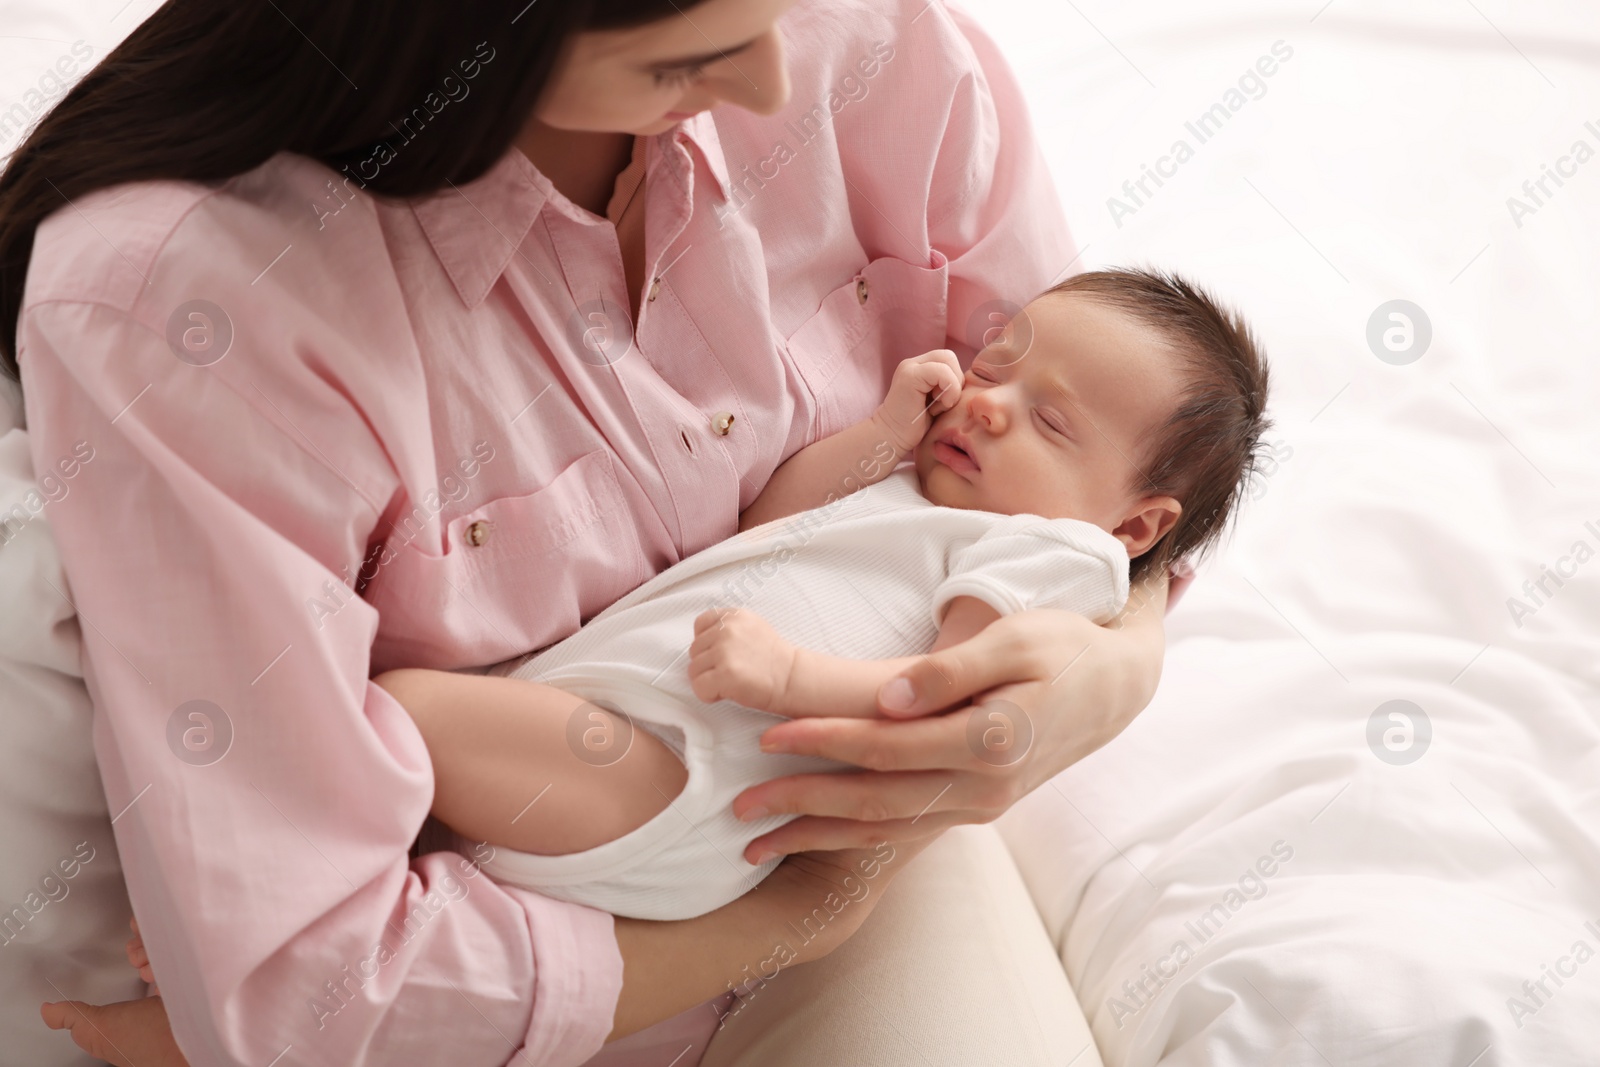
464;520;491;547
648;278;661;302
856;278;869;305
711;411;735;436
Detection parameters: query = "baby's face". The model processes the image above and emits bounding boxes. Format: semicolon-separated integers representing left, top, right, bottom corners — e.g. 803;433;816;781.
914;291;1184;546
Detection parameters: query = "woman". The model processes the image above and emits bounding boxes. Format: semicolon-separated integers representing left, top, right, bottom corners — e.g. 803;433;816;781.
8;0;1171;1063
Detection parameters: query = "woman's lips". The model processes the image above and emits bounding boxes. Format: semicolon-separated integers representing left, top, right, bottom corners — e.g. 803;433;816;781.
933;439;980;475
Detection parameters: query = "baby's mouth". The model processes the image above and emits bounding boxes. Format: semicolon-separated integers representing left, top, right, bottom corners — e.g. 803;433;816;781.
933;433;980;475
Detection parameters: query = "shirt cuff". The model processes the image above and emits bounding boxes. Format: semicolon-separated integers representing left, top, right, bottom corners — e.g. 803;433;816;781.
504;885;624;1067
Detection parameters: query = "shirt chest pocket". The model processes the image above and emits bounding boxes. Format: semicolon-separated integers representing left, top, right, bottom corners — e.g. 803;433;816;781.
783;251;949;442
365;449;648;670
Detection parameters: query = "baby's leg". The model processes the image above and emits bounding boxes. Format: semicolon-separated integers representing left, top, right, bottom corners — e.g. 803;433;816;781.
376;669;688;856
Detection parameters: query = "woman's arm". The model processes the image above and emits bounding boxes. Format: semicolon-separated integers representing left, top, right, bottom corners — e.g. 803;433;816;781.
44;836;939;1065
20;293;624;1065
608;834;934;1037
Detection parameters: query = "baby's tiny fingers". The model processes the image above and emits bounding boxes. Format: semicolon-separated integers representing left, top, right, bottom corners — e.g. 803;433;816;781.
932;367;962;410
693;609;729;636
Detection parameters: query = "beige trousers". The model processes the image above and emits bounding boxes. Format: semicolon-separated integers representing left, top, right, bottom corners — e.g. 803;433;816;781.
699;825;1103;1067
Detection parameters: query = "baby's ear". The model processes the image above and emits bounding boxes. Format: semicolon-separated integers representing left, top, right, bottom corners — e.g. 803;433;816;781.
1112;497;1182;557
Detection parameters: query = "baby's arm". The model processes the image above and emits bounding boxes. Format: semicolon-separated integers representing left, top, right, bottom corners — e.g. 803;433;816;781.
688;596;1002;718
374;669;688;855
738;350;963;531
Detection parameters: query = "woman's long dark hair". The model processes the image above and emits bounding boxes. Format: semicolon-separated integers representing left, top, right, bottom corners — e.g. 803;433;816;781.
0;0;679;384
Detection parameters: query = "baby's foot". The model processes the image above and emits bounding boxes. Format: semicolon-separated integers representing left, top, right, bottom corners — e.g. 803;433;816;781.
689;608;798;714
127;916;157;993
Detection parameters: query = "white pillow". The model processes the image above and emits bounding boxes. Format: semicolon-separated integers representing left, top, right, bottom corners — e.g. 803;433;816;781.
0;376;143;1066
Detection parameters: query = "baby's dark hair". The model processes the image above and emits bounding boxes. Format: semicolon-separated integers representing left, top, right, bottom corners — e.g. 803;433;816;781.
1042;268;1271;581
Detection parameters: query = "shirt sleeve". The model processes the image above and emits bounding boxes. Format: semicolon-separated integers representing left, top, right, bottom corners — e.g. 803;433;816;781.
932;515;1131;627
18;298;622;1067
930;2;1079;359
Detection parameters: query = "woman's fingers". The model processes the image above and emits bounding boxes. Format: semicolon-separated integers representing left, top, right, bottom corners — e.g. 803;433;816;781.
759;700;891;720
876;613;1087;718
743;812;954;862
759;710;977;771
734;768;983;826
41;998;188;1067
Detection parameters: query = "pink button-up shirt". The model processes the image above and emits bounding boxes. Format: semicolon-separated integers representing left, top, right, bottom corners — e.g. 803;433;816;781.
18;2;1072;1064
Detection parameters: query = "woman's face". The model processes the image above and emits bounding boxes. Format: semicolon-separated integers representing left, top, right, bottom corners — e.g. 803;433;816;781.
537;0;795;135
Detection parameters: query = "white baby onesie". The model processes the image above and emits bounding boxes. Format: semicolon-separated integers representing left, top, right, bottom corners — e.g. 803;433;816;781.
462;469;1130;920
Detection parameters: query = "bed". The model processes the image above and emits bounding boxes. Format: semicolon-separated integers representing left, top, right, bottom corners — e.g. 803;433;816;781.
4;0;1597;1064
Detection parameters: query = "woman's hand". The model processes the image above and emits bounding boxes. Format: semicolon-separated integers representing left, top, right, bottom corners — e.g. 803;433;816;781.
731;570;1170;860
609;834;936;1040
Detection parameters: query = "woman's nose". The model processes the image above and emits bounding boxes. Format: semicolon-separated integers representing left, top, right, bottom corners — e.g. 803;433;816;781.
704;30;791;116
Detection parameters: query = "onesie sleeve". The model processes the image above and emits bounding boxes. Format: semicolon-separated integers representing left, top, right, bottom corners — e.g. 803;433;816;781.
932;515;1131;627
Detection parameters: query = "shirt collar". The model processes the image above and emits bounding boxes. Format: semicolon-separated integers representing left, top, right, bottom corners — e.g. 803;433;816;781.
411;148;550;310
411;115;730;310
678;111;731;201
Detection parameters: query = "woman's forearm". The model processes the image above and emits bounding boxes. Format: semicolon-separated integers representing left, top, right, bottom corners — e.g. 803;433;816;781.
1085;567;1169;749
608;840;927;1040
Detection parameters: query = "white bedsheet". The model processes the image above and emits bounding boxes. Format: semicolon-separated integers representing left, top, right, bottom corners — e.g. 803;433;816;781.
976;1;1600;1063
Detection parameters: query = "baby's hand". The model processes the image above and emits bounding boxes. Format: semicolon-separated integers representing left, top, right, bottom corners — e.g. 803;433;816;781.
689;608;798;714
873;349;963;453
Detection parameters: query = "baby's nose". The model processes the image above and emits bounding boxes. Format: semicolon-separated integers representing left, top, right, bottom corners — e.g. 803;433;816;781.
970;394;1008;432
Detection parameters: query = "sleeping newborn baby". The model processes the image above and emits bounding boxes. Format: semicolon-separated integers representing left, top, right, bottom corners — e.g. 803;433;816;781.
378;267;1271;920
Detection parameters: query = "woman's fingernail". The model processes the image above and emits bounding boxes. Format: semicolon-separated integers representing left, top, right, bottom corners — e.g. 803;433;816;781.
752;851;778;866
740;806;769;822
760;736;790;754
880;677;915;712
